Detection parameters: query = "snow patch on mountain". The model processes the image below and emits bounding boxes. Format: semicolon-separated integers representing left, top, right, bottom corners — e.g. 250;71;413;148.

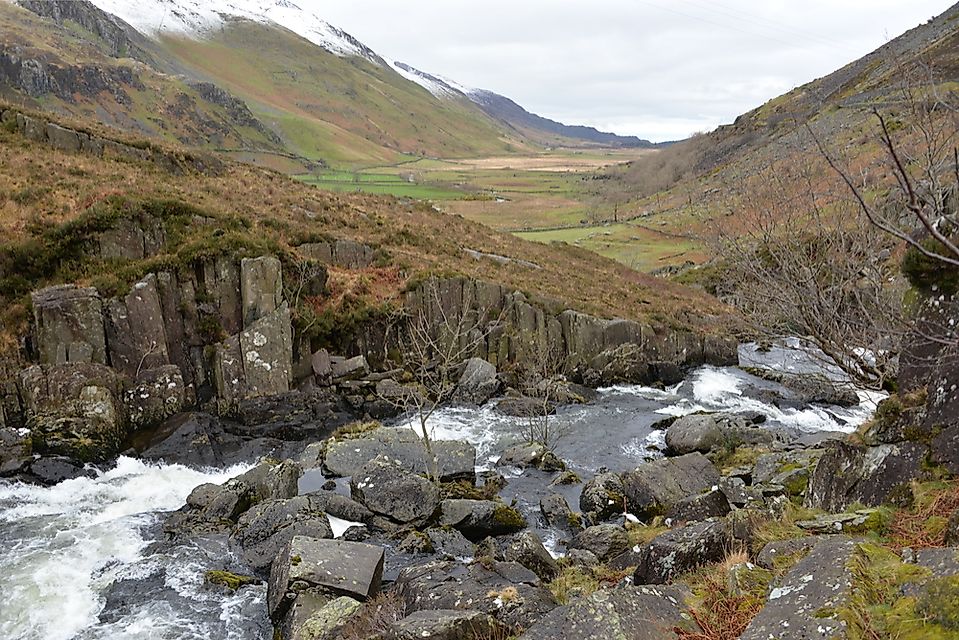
88;0;379;61
389;61;463;99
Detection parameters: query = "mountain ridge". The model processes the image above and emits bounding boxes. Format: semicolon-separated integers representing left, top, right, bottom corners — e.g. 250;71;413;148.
4;0;648;163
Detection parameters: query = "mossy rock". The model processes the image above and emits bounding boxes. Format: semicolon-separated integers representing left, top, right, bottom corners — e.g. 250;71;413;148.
492;504;526;529
902;236;959;295
205;570;257;591
918;576;959;630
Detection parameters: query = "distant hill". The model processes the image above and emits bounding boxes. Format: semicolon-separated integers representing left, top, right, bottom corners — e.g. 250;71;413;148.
467;89;656;148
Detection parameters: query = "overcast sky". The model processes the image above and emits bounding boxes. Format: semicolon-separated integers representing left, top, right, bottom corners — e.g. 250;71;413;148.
317;1;955;142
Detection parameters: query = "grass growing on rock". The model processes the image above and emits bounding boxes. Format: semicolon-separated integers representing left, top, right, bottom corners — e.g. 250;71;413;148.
338;590;406;640
750;503;824;555
675;549;770;640
547;562;633;604
837;542;945;640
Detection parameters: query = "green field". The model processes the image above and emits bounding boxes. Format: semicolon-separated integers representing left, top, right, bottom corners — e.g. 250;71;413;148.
294;171;466;199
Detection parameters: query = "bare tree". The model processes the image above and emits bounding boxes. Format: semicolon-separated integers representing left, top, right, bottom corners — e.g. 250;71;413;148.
713;157;906;390
516;341;568;450
381;278;502;482
810;62;959;373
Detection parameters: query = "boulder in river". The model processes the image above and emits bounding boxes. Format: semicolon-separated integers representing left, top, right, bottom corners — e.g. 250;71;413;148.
439;499;527;541
0;427;32;475
579;472;626;523
665;413;774;455
454;357;499;405
351;456;441;525
232;495;334;573
621;453;720;521
497;442;565;472
166;459;302;536
540;493;582;534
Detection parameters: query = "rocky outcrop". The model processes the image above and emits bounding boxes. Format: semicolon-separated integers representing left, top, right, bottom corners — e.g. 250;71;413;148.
19;362;124;461
213;304;293;408
31;286;108;366
402;276;738;387
805;440;928;512
190;82;282;145
0;107;222;174
0;46;139;104
18;0;151;62
165;460;301;536
296;239;375;269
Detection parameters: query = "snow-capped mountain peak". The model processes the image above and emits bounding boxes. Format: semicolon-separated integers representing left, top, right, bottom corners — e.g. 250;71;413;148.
87;0;381;62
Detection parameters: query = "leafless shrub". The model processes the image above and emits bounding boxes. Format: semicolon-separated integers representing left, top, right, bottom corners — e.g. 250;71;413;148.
381;278;503;481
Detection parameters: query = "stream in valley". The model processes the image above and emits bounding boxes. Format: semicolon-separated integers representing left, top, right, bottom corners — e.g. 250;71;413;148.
0;345;885;640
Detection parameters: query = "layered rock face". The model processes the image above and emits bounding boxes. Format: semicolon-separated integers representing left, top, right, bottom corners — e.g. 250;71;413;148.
400;276;737;386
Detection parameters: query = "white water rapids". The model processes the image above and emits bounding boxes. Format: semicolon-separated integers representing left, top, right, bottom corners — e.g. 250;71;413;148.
0;347;884;639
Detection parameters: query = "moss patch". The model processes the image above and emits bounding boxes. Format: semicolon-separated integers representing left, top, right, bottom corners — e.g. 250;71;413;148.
204;570;257;591
491;504;526;529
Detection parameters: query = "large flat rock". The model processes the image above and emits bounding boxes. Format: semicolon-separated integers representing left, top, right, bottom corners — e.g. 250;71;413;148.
268;536;384;619
741;536;859;640
518;586;698;639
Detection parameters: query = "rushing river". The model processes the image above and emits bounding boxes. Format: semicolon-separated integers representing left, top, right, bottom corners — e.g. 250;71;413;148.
0;346;884;640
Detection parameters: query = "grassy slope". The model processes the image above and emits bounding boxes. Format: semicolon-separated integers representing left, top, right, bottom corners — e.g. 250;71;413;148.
0;105;735;357
157;20;535;165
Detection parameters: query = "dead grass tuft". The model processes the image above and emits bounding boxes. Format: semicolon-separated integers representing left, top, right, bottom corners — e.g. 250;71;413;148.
888;480;959;550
